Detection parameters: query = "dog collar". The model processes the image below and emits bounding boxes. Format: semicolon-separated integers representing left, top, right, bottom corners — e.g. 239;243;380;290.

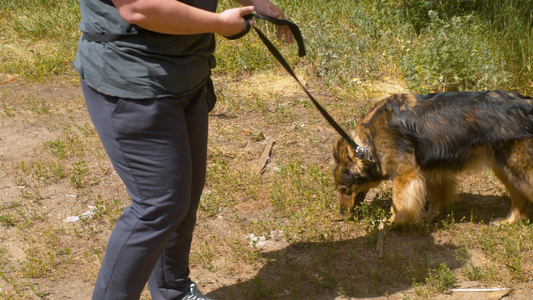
355;146;373;161
354;136;373;161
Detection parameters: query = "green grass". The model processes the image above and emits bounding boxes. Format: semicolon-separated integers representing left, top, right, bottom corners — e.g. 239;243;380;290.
413;262;457;297
1;0;532;93
0;0;80;80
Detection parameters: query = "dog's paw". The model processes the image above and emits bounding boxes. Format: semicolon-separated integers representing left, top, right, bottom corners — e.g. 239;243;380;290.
491;215;528;226
422;211;439;222
490;218;507;227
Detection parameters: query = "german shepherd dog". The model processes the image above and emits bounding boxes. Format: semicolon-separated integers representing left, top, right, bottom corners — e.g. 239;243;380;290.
333;90;533;225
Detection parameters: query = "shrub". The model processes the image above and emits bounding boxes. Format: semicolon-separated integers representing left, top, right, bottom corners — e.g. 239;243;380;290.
401;11;510;93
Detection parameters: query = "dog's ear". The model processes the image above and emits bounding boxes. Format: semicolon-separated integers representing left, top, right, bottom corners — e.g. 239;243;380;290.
333;138;357;163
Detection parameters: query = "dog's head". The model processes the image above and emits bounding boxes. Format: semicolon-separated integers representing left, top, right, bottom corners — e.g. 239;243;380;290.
333;137;382;213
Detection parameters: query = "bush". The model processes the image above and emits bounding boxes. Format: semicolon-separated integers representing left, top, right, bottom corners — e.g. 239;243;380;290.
401;11;511;93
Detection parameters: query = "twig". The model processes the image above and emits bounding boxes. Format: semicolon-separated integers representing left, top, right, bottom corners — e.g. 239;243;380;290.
0;76;15;85
450;288;510;292
254;138;275;175
376;221;385;258
450;287;511;300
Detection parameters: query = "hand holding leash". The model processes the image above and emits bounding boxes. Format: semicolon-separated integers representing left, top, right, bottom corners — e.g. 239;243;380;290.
251;0;292;43
218;6;255;38
225;14;306;57
223;14;253;40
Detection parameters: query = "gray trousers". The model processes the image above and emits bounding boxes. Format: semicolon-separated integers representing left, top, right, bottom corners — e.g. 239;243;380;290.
82;79;208;300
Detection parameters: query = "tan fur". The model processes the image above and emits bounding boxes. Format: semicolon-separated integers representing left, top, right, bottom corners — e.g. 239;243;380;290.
333;91;533;225
391;169;425;224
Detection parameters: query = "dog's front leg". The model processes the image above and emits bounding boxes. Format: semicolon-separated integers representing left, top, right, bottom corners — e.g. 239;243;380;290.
389;170;426;224
424;174;458;222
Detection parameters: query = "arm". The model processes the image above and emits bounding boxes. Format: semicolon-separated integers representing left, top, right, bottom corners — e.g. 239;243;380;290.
111;0;292;42
111;0;254;37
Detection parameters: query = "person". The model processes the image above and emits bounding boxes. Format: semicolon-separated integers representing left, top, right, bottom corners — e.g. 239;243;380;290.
73;0;292;299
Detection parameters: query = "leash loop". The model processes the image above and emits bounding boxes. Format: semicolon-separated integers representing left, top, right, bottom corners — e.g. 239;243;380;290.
225;14;306;57
224;16;253;40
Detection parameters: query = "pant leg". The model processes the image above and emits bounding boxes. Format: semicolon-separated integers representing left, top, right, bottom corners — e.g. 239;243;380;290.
147;82;209;300
82;80;208;300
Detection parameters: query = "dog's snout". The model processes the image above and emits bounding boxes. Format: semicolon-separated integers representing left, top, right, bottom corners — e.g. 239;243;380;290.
338;192;355;213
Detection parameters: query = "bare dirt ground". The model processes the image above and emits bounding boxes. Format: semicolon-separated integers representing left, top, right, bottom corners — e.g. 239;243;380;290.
0;74;532;300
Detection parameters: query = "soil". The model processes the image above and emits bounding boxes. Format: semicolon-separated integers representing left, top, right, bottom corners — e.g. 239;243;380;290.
0;74;531;300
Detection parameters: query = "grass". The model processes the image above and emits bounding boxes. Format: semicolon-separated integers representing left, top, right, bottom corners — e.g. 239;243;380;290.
413;262;457;297
0;0;80;80
1;0;532;93
1;0;533;299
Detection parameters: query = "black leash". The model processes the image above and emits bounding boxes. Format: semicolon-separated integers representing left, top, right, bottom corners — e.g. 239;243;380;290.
227;14;365;156
226;14;306;57
82;13;369;159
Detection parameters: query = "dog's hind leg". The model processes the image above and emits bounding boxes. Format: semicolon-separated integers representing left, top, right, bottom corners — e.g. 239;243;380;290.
492;167;530;224
424;173;458;222
390;169;426;224
492;139;533;224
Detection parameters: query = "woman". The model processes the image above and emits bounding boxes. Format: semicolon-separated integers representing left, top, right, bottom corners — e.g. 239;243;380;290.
74;0;292;299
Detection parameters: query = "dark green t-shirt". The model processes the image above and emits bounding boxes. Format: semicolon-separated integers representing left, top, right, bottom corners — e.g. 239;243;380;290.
74;0;217;99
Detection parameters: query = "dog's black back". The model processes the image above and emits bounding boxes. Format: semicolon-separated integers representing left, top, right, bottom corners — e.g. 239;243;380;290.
360;91;533;170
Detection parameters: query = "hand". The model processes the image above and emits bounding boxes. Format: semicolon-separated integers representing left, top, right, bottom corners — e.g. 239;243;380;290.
252;0;293;43
217;6;255;38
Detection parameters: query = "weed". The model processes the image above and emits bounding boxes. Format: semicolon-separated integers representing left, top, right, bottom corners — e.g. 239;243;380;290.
438;211;458;230
19;186;43;203
20;248;48;279
269;161;335;216
27;98;49;115
90;195;124;224
2;103;16;117
0;212;16;227
456;248;485;281
69;161;89;189
477;223;530;281
414;262;457;296
426;263;457;292
192;240;218;271
19;159;66;185
227;237;261;265
0;201;23;228
45;139;67;159
250;275;275;298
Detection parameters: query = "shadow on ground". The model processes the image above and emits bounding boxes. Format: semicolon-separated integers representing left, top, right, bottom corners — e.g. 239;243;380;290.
207;191;533;299
208;230;464;299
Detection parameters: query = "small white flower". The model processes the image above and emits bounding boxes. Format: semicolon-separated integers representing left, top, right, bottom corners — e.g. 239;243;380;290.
352;78;362;85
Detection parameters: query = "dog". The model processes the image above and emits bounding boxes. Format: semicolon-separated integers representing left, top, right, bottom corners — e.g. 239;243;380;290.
333;90;533;225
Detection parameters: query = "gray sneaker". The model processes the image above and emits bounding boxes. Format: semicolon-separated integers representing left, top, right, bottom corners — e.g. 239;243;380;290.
182;282;213;300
